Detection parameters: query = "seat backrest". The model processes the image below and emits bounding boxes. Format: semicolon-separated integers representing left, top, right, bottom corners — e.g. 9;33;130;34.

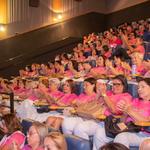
21;119;33;135
64;134;92;150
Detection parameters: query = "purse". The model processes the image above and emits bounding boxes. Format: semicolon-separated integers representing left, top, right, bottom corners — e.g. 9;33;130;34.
104;115;141;138
76;100;105;120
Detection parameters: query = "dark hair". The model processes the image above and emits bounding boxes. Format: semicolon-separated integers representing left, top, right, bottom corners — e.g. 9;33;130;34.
100;142;129;150
2;114;22;135
137;77;150;86
84;77;96;85
26;65;32;72
102;45;109;52
63;79;75;93
84;77;96;92
113;75;128;93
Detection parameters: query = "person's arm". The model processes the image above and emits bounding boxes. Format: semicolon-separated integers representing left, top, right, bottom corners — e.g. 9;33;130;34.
102;94;116;114
125;106;150;122
117;101;150;122
121;33;135;53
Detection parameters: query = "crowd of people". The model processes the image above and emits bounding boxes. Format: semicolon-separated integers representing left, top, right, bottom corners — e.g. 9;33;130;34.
0;18;150;150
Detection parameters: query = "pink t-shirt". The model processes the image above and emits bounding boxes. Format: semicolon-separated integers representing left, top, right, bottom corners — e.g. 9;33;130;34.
77;93;97;104
64;70;74;78
48;90;64;101
22;145;44;150
59;93;77;105
135;45;145;54
104;91;132;115
27;89;39;101
0;131;25;148
136;65;146;75
91;66;106;75
126;98;150;123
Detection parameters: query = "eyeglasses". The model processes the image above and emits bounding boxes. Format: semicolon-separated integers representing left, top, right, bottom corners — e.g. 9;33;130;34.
112;83;123;86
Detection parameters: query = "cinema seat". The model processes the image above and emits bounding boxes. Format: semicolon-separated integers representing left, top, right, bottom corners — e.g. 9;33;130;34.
65;134;92;150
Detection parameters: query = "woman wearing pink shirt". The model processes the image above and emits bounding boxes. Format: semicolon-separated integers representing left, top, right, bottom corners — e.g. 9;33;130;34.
90;56;106;77
113;77;150;149
0;114;25;150
73;75;132;142
56;79;77;106
22;122;48;150
41;78;64;104
62;78;97;135
76;77;97;104
131;52;146;76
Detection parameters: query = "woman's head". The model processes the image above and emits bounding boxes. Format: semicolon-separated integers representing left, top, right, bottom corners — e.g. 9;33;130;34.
84;78;96;94
62;79;75;94
100;142;129;150
49;78;60;91
131;52;143;66
44;132;67;150
39;78;49;88
112;75;128;94
96;56;105;67
0;114;22;134
27;122;48;148
137;77;150;101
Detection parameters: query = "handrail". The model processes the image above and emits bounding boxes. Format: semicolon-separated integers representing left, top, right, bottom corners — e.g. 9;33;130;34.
0;92;14;114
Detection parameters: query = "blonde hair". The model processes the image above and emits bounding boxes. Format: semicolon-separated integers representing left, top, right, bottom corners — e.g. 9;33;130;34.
131;52;144;60
44;132;67;150
32;122;48;145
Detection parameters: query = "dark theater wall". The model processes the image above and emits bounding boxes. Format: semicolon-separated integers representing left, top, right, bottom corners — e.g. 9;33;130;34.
106;1;150;28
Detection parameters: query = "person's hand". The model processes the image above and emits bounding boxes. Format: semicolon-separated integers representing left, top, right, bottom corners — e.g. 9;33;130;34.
96;82;107;96
117;100;131;113
121;62;131;70
10;141;20;150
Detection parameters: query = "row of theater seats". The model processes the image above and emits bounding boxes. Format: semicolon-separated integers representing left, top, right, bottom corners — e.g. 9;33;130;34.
21;119;138;150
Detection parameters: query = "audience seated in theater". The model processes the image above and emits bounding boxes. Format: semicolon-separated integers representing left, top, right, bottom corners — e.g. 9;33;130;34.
62;75;132;141
113;77;150;148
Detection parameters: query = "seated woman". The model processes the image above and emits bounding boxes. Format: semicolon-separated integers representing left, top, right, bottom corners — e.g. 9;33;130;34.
62;77;97;135
113;77;150;149
90;56;106;77
40;78;63;104
76;77;97;104
56;79;77;106
22;121;48;150
130;52;146;76
0;114;25;149
72;75;132;141
44;132;67;150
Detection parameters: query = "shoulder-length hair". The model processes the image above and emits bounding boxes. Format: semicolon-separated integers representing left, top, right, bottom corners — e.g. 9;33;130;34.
113;75;128;93
2;113;22;135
